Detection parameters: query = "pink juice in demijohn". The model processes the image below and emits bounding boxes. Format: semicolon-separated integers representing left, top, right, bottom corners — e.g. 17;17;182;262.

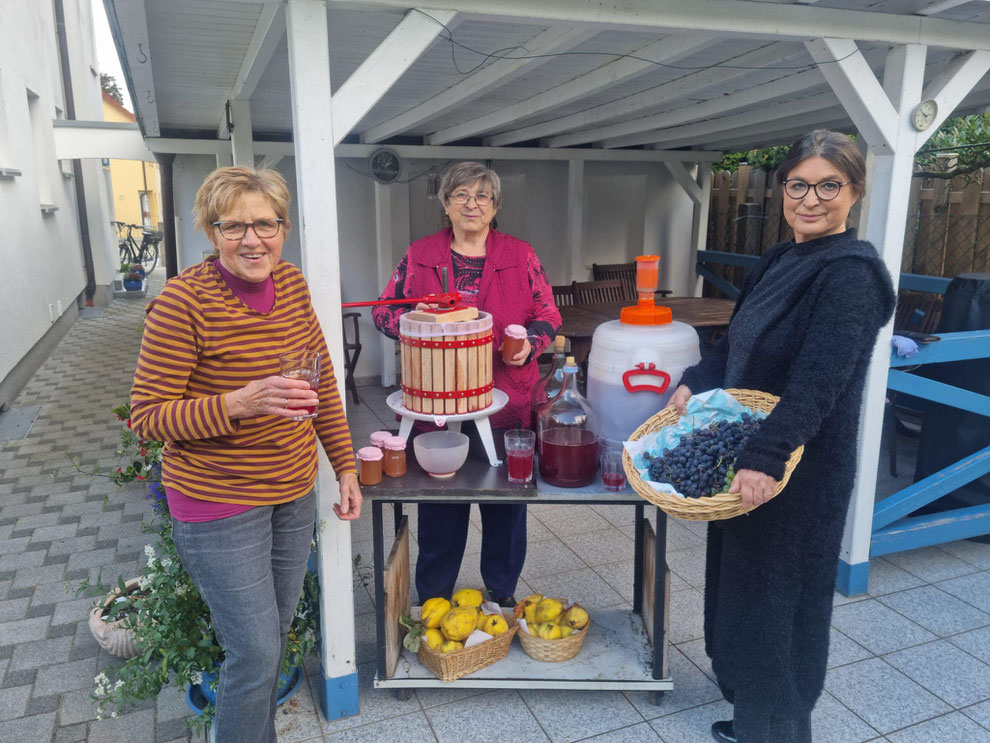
538;428;599;488
507;450;534;483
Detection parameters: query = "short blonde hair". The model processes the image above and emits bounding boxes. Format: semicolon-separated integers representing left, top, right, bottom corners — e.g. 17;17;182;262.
192;166;292;237
439;162;503;210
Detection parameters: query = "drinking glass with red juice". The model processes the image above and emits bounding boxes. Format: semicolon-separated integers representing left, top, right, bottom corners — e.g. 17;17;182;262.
504;429;535;484
278;351;320;420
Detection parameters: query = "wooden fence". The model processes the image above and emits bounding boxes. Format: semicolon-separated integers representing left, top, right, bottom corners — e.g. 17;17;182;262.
705;165;990;293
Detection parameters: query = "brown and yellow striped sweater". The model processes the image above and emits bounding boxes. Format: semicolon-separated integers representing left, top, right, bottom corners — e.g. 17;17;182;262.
130;258;356;506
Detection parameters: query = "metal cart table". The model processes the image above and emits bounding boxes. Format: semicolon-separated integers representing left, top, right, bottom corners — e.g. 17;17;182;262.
366;453;673;697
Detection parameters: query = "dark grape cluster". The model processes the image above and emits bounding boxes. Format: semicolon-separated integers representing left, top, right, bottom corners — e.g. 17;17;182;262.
645;414;761;499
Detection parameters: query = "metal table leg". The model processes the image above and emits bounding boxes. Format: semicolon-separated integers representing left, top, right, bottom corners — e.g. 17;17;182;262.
633;503;644;613
652;506;668;680
372;501;387;683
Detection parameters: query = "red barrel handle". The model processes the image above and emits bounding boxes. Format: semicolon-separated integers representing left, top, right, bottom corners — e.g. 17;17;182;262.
622;363;671;394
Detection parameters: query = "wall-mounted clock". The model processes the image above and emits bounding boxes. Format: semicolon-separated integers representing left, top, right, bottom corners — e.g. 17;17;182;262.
912;99;939;132
369;148;401;183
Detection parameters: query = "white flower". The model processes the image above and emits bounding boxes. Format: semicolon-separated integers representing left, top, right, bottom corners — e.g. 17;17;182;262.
138;576;150;591
160;556;172;569
144;545;155;559
110;711;118;719
114;680;123;690
191;671;203;685
175;584;187;596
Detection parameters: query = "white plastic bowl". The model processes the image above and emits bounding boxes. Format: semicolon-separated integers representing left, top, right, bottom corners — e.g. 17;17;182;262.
413;431;470;478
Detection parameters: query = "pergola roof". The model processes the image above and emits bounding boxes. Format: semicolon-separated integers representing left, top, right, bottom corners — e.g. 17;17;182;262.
106;0;990;155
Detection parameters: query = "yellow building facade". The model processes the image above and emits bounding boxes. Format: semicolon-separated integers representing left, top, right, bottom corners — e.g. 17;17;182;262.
102;92;162;232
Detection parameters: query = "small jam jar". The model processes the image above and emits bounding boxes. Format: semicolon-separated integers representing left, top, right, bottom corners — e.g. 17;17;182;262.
382;436;407;478
356;447;383;486
502;324;528;363
370;430;391;452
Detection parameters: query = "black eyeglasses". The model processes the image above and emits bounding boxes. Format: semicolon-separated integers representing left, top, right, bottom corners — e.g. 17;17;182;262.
449;191;493;207
782;179;848;201
212;218;283;239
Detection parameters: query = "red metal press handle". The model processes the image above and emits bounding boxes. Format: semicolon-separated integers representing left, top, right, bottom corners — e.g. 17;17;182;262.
622;363;671;394
341;291;461;309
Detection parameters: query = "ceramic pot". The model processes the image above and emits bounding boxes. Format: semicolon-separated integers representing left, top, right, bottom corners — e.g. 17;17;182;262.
88;577;143;659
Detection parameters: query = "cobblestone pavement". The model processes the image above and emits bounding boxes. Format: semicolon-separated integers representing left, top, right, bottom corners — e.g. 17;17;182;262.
3;268;990;742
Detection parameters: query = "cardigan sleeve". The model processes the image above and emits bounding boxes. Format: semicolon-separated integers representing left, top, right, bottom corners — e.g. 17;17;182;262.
734;259;889;480
130;281;239;443
372;253;409;341
524;249;562;358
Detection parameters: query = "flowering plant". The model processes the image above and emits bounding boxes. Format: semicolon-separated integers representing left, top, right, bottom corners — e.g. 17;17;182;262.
81;405;321;732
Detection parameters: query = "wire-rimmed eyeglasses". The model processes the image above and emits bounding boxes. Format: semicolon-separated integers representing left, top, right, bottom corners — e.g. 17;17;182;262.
212;218;283;240
448;191;493;207
781;179;848;201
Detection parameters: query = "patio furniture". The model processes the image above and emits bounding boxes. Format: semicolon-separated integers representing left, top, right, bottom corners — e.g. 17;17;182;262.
551;283;576;308
573;279;628;305
342;311;362;405
592;262;673;299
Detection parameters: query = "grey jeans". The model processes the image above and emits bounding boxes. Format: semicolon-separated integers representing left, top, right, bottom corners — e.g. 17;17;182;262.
172;490;315;743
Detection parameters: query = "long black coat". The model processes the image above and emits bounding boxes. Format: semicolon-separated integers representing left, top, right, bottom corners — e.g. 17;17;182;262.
679;230;895;740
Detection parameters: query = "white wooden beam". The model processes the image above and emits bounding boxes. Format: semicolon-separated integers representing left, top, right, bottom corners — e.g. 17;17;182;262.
330;8;457;144
805;38;899;153
604;90;839;149
111;0;160;136
219;1;284;139
916;49;990;149
374;181;404;386
361;25;598;144
285;0;357;718
483;42;801;147
320;0;990;52
550;66;823;148
229;99;255;167
690;167;713;297
428;33;720;146
661;161;702;205
566;160;583;282
917;0;980;15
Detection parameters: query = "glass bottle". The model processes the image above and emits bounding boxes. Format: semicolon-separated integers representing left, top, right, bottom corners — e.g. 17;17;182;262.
537;356;600;488
529;334;567;430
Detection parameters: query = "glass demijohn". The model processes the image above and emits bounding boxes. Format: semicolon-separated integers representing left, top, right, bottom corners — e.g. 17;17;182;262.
536;356;600;488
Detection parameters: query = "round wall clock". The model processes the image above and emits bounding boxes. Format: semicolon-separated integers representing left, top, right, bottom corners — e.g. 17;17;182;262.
369;148;402;183
912;99;939;132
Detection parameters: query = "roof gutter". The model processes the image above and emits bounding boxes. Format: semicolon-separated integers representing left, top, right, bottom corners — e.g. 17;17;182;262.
55;0;97;305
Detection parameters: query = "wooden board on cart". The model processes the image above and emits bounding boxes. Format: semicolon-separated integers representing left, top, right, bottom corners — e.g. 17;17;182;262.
405;307;479;323
641;518;670;679
382;517;411;679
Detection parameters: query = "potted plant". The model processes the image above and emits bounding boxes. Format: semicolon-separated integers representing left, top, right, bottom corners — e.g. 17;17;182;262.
77;404;320;732
122;266;144;291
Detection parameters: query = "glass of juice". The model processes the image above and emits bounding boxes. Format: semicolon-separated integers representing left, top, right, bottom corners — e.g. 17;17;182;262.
278;351;320;420
504;429;536;484
600;438;627;492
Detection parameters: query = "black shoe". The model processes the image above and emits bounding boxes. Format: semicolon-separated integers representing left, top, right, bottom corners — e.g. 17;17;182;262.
492;595;517;608
711;720;738;743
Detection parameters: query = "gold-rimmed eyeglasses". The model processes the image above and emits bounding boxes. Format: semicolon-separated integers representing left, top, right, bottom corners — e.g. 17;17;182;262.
781;179;848;201
449;191;492;207
212;218;283;239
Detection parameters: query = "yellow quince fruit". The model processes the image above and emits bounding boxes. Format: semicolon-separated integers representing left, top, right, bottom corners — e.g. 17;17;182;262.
440;639;463;654
536;621;562;640
440;607;478;642
451;588;483;609
535;597;563;624
558;625;575;638
478;613;509;636
514;593;543;618
559;604;590;630
423;628;444;651
421;597;451;629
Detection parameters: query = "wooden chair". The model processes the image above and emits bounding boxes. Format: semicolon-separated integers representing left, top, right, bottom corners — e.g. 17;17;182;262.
573;279;628;305
592;261;673;298
551;283;575;308
342;312;362;405
894;290;943;336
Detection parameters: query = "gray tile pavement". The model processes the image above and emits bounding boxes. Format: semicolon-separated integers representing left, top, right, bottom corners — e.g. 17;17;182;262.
0;265;989;741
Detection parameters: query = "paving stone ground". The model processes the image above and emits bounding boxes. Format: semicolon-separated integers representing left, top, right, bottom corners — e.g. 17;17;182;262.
1;267;990;742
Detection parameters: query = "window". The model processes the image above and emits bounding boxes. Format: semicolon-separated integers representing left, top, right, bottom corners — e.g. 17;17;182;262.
0;68;17;176
27;87;55;209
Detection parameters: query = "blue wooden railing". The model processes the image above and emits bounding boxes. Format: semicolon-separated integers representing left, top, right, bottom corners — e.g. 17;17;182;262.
695;250;990;567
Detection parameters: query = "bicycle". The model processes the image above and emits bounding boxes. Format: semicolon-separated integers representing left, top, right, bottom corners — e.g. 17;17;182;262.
113;221;161;273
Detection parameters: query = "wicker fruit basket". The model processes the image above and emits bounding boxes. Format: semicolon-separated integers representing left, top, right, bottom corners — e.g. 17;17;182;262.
416;611;518;682
516;620;589;663
624;388;804;522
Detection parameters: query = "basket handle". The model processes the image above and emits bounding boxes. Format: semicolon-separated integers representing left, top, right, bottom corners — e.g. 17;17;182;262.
622;363;671;394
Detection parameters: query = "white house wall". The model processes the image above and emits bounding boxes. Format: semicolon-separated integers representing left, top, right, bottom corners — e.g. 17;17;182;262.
0;0;113;399
172;154;694;382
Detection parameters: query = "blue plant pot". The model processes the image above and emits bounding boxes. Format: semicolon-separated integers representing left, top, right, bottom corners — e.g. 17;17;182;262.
185;663;303;717
130;265;146;278
123;278;143;291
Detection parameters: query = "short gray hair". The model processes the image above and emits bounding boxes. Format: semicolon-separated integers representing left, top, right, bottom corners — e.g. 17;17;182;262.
439;162;503;210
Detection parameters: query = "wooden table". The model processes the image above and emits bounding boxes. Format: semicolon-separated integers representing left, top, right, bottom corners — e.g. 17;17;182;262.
558;297;735;364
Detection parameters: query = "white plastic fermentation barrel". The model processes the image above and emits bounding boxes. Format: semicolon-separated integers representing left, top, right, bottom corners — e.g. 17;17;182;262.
587;320;701;441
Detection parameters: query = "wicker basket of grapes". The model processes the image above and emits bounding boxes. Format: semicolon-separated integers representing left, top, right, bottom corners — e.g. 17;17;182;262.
623;389;803;521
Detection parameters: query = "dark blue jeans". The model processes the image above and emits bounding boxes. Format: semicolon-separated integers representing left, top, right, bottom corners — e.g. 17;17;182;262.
172;490;315;743
415;501;527;602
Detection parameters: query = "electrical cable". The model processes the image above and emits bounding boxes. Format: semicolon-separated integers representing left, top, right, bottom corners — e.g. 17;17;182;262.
342;158;455;184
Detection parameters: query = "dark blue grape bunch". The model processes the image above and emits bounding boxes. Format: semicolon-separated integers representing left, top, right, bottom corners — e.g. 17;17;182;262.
647;413;761;498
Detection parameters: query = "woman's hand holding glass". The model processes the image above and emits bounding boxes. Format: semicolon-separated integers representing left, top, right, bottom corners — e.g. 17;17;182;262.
224;375;319;420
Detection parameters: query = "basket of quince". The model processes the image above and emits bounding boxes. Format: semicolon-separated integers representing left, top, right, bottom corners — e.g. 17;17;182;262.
514;594;590;662
400;588;517;682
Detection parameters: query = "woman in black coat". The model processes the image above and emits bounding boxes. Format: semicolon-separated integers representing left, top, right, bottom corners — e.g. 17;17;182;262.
669;130;896;743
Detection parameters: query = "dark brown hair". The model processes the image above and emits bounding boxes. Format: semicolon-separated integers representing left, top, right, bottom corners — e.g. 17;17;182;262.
777;130;866;197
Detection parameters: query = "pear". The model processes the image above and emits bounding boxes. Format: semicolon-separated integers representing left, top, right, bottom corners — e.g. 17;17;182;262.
559;604;590;630
535;597;564;624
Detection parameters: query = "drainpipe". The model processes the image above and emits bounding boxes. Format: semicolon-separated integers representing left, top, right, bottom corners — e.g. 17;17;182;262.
54;0;97;305
155;153;177;278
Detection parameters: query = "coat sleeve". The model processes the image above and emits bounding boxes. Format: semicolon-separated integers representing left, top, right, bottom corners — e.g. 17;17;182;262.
734;259;890;480
524;248;562;358
372;253;410;341
130;282;239;443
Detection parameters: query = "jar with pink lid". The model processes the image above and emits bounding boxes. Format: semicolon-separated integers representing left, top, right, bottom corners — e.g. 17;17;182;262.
356;447;384;486
382;436;407;478
502;324;528;363
370;431;391;452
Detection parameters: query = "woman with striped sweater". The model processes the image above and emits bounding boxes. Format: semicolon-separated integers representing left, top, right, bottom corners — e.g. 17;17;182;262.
130;167;360;743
